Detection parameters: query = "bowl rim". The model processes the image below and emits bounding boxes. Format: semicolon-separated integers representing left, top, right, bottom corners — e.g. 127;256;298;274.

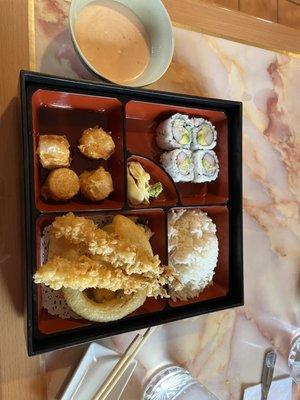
68;0;174;87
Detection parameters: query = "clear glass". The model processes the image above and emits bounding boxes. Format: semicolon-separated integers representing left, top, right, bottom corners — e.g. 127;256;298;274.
142;366;219;400
288;335;300;384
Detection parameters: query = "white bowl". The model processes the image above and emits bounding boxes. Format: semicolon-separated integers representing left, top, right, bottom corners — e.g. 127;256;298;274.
69;0;174;87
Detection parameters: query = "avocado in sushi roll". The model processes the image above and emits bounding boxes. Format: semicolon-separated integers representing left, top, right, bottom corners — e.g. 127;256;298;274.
160;149;194;183
156;113;192;150
191;118;217;150
193;150;219;183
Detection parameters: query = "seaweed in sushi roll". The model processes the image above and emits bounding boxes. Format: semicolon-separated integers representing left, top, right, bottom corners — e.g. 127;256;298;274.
193;150;219;183
156;113;192;150
191;118;217;150
160;149;194;183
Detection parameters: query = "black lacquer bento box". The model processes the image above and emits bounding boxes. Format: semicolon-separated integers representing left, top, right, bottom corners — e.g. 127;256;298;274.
20;71;243;356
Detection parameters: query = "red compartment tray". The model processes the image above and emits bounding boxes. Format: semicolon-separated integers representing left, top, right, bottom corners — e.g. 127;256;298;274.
35;210;167;334
126;100;228;206
32;90;124;212
21;71;243;355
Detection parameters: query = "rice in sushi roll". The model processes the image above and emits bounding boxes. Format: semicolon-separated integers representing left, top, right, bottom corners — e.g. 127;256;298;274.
156;113;192;150
193;150;219;183
160;149;194;183
191;118;217;150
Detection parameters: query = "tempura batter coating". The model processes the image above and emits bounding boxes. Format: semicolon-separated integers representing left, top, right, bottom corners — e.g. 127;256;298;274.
37;135;70;169
78;126;115;160
42;168;80;201
51;213;162;277
34;213;178;303
63;288;146;322
34;255;167;297
79;166;114;201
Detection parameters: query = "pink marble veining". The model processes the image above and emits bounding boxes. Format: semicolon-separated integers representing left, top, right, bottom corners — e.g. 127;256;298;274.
33;1;300;399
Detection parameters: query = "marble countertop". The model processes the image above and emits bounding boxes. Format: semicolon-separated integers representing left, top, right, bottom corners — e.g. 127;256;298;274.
32;1;300;398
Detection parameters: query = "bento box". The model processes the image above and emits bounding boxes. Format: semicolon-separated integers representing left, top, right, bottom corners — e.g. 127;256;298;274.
20;71;243;355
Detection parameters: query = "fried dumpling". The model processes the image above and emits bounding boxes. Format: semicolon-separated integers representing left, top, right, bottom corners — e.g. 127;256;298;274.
37;135;70;169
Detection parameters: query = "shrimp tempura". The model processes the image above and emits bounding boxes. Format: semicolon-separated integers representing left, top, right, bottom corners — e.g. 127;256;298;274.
34;255;168;297
51;213;162;277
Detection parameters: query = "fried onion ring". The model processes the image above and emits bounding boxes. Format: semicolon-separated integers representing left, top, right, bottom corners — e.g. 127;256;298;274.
63;288;146;322
93;288;117;302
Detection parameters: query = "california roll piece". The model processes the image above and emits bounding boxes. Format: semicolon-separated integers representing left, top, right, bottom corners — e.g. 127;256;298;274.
156;113;192;150
160;150;194;183
191;118;217;150
193;150;219;183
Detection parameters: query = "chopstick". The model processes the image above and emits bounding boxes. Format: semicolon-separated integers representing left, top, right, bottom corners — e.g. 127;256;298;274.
92;327;155;400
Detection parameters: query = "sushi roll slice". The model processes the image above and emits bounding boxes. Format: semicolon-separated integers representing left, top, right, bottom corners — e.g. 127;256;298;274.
193;150;219;183
160;150;194;183
191;118;217;150
156;113;192;150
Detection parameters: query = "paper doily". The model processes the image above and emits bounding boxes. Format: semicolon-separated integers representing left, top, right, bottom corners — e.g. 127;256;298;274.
40;225;81;319
41;284;81;319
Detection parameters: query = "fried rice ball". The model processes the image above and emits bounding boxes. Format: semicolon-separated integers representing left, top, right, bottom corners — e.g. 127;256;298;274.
78;126;115;160
79;166;114;201
42;168;80;201
37;135;70;169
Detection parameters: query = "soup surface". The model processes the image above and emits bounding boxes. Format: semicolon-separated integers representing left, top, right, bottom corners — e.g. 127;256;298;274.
75;0;151;84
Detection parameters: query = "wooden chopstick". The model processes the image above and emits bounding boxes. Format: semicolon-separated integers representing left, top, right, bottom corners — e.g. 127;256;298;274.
92;327;155;400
